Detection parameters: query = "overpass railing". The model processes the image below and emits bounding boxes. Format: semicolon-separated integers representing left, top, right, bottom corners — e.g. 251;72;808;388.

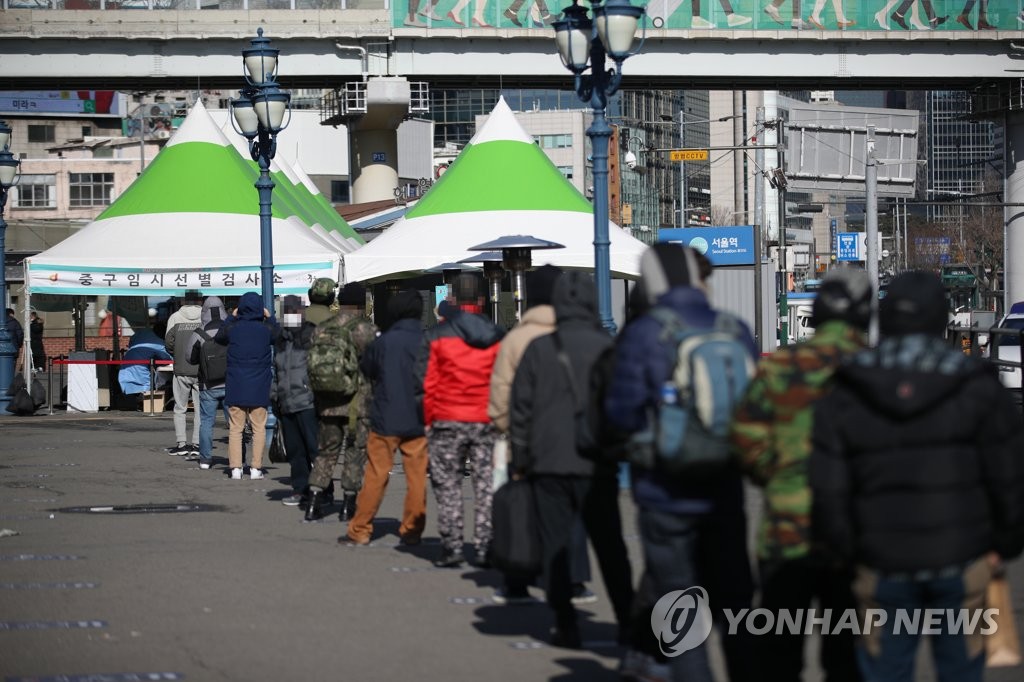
4;0;388;9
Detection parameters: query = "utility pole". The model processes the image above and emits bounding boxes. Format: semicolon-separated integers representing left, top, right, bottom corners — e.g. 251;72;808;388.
775;118;789;347
865;124;879;345
754;107;766;352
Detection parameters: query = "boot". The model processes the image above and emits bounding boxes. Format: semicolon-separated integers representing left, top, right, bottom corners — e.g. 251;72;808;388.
304;490;326;522
338;493;357;523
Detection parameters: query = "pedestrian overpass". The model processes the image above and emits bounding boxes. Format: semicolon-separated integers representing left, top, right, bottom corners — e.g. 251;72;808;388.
1;3;1023;303
0;5;1020;90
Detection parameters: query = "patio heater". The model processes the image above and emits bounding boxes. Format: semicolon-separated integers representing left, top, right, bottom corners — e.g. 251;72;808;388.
468;236;565;322
458;252;506;325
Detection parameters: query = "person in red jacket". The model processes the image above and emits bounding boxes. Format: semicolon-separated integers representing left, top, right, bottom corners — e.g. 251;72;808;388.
415;274;504;568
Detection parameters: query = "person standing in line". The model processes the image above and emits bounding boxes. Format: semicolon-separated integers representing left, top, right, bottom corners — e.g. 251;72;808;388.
271;308;319;508
509;271;635;649
29;312;46;373
186;296;230;470
417;273;504;568
6;308;23;368
165;290;204;458
304;277;337;327
305;282;378;522
605;243;757;682
344;290;429;546
488;265;597;606
811;271;1024;682
731;269;871;682
214;291;277;480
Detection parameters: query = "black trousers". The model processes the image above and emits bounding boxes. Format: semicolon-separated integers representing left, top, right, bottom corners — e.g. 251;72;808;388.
758;554;861;682
532;474;634;633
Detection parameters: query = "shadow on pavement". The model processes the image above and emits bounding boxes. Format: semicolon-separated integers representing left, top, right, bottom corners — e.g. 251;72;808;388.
549;657;623;681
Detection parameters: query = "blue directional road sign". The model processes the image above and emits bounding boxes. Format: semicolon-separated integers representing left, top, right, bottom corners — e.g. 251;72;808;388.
837;233;860;262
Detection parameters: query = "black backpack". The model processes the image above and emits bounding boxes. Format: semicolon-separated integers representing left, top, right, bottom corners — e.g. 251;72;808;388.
196;329;228;385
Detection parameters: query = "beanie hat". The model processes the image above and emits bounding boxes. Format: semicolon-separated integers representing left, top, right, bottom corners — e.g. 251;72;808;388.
183;289;202;304
452;273;482;304
308;277;337;305
338;282;367;307
811;268;872;330
637;243;702;306
525;265;563;308
388;290;424;321
880;271;948;337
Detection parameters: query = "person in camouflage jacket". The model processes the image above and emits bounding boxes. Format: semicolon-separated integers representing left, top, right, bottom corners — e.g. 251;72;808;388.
730;268;871;682
305;283;379;525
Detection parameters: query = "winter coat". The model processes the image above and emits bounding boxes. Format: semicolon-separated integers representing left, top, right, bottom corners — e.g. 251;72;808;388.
271;322;316;415
487;305;556;434
730;320;865;562
312;310;378;419
6;315;23;352
510;273;614;477
416;308;504;427
186;297;229;391
165;303;202;377
361;317;425;438
213;291;276;408
118;329;172;395
811;333;1024;573
604;286;756;515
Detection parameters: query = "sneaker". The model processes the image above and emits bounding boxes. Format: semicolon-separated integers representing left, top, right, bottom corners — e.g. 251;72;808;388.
230;467;243;480
187;443;199;456
571;585;599;605
690;16;714;28
791;18;813;28
763;3;782;23
432;550;465;568
727;13;752;26
549;624;582;649
167;444;189;456
250;468;264;480
199;460;213;470
281;494;303;506
492;588;537;605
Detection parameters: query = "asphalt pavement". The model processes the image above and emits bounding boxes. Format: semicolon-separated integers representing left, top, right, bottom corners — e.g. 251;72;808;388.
0;411;1022;682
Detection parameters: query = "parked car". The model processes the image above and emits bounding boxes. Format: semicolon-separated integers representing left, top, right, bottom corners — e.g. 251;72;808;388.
987;302;1024;392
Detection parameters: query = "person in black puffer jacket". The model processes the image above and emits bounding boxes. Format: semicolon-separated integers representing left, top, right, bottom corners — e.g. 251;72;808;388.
811;270;1024;682
271;311;319;509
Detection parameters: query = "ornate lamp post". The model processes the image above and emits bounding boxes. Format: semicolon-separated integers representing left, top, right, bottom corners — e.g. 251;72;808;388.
553;0;644;333
230;28;291;314
0;121;20;413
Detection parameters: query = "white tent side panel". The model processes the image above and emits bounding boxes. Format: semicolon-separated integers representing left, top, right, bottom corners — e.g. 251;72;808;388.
341;210;646;284
27;212;341;297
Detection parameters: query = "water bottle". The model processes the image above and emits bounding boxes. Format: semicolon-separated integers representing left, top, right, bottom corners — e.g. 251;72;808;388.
660;381;678;405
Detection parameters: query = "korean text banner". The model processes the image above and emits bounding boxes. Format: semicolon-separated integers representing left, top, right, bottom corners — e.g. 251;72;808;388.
658;226;756;266
26;262;338;297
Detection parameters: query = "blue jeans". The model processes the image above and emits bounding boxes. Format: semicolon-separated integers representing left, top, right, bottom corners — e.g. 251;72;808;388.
636;499;754;682
853;558;990;682
198;387;227;462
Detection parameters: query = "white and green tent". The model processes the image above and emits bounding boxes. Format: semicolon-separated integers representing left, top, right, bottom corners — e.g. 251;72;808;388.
26;100;356;298
341;97;647;284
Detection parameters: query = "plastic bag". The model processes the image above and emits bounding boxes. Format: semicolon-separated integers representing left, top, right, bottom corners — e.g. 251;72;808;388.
268;424;288;464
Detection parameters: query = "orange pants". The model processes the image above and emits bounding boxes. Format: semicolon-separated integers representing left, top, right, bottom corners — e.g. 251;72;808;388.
347;432;428;543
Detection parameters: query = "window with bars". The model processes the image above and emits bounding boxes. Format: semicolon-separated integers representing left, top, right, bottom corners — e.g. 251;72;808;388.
14;174;57;208
69;172;114;207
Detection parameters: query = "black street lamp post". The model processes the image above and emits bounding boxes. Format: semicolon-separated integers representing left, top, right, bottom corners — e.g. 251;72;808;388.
0;121;20;413
553;0;643;333
230;28;291;314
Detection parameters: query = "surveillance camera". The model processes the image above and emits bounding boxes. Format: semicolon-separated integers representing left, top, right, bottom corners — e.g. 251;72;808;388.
624;151;638;170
